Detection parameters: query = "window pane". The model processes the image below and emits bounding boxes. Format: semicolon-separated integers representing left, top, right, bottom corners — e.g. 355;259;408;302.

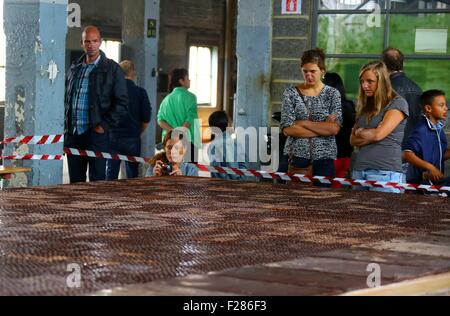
406;59;450;133
390;0;449;10
326;58;374;101
405;59;450;96
389;13;450;55
100;40;121;63
327;58;450;112
319;0;386;10
189;46;217;106
318;14;385;54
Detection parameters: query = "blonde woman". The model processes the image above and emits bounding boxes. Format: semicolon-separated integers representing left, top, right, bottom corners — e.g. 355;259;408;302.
350;61;409;193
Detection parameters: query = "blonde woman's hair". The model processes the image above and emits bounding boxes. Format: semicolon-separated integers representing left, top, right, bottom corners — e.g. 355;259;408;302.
356;61;398;124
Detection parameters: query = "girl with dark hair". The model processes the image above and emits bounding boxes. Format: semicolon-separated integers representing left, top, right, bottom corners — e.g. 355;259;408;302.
323;72;356;181
280;48;343;180
169;68;189;92
157;68;200;162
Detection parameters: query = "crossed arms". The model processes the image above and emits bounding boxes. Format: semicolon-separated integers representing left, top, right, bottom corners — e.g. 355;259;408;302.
350;109;406;147
283;114;341;138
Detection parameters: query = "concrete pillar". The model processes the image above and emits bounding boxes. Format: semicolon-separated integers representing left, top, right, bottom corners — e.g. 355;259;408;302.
122;0;159;170
235;0;272;130
223;0;237;118
234;0;272;169
3;0;67;187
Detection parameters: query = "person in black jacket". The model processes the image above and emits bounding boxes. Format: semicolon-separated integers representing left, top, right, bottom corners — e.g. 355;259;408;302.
64;26;128;183
323;72;356;182
382;48;422;147
106;60;151;180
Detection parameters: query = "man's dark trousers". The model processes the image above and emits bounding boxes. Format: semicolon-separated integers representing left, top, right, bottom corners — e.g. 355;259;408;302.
65;129;110;183
106;134;141;180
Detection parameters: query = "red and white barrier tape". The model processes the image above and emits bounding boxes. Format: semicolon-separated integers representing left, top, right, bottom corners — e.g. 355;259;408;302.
195;163;450;194
0;134;63;146
63;148;147;164
0;148;147;164
0;154;64;161
1;149;449;194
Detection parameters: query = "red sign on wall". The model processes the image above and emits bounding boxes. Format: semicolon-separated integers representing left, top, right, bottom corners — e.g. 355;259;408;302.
282;0;302;15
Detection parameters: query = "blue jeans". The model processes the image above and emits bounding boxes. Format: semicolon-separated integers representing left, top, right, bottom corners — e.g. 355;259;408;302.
291;157;335;187
65;129;110;183
106;135;141;180
352;169;404;194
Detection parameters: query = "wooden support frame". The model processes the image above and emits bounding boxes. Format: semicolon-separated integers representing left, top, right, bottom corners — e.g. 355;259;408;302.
342;272;450;296
0;166;32;180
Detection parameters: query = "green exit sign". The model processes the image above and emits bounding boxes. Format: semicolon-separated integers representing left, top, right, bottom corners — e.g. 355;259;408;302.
147;19;157;38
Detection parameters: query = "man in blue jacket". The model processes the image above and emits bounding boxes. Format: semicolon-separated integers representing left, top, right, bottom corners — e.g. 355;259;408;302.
106;60;151;180
403;90;450;185
64;26;128;183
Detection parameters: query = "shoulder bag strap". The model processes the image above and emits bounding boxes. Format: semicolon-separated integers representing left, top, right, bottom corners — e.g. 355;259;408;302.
295;86;314;163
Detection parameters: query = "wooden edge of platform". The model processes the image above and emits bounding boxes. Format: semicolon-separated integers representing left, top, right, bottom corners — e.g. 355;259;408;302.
341;272;450;296
0;167;32;175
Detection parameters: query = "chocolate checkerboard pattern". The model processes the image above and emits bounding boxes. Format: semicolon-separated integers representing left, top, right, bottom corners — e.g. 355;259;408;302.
0;177;449;295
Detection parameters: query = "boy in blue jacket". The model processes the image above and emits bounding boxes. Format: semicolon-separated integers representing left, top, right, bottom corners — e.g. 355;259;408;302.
207;111;248;180
402;90;450;185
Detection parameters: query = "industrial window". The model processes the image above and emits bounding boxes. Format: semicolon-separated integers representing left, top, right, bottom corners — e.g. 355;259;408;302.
313;0;450;100
0;0;5;103
100;40;121;63
188;45;219;107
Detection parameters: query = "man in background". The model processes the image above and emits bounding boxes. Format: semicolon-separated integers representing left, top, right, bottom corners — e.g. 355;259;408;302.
382;48;423;145
106;60;151;180
64;26;128;183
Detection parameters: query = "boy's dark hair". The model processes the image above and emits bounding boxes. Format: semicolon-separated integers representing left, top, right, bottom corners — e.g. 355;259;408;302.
209;111;229;132
421;90;446;108
169;68;189;92
382;48;404;72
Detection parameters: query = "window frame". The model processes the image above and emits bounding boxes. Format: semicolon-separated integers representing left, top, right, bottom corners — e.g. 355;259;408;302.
312;0;450;60
312;0;450;132
187;34;223;108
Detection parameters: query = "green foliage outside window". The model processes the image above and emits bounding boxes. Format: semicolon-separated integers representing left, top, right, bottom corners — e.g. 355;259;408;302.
319;13;449;110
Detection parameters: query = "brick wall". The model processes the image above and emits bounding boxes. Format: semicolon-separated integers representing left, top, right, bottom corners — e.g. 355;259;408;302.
158;0;226;75
270;0;312;123
157;0;227;143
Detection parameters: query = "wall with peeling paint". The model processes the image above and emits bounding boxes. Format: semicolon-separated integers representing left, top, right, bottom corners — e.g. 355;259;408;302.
122;0;159;173
235;0;272;131
3;0;67;187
